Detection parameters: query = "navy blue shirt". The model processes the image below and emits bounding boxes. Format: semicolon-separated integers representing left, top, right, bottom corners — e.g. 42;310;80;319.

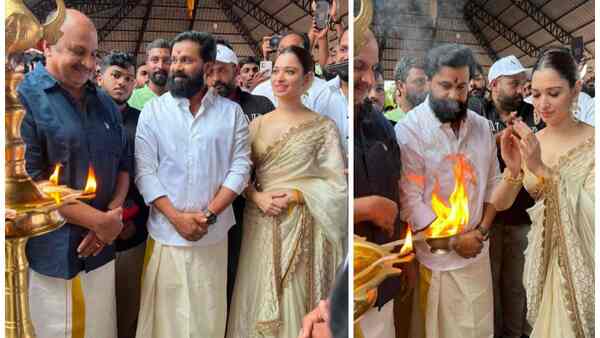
115;104;148;252
18;63;131;279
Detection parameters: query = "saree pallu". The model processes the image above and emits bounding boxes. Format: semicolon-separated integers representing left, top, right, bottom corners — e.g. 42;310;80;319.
523;137;594;338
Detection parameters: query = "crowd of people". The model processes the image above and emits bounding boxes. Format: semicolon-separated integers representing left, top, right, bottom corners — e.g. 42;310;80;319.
354;25;594;338
11;2;349;338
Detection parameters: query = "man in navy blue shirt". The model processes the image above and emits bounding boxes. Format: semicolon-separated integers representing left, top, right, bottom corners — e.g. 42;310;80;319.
18;9;130;337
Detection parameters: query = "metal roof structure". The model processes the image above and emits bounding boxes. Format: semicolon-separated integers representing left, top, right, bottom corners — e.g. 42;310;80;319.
372;0;594;79
26;0;348;65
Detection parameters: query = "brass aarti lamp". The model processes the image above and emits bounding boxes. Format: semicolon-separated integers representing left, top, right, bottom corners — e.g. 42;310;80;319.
5;1;96;337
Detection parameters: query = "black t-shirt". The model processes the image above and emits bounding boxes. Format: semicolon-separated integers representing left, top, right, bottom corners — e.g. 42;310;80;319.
236;87;275;122
478;99;545;226
354;103;404;307
116;104;149;252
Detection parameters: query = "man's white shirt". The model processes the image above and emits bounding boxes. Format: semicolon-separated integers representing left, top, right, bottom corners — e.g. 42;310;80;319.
314;76;349;151
395;98;500;271
135;89;251;247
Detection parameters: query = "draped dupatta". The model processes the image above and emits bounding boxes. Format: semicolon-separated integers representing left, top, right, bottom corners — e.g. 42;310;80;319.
523;137;594;338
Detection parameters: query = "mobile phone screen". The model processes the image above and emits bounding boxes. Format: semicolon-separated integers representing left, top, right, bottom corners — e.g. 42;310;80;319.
260;61;273;77
315;1;330;30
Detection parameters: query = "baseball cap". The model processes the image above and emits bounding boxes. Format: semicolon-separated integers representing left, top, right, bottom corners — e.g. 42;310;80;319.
216;44;238;65
488;55;526;82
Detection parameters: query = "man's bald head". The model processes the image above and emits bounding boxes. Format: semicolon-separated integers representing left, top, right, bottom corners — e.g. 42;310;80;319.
44;9;99;95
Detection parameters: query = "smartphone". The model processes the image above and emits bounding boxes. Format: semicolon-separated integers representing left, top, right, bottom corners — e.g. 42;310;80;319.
269;35;281;50
260;61;273;77
315;1;330;30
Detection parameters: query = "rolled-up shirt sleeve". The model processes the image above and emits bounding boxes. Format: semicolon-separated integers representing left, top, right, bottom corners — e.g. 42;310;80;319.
135;107;168;205
396;124;436;232
222;105;251;195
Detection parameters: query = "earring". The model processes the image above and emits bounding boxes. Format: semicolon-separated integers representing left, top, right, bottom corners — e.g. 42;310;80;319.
571;97;580;123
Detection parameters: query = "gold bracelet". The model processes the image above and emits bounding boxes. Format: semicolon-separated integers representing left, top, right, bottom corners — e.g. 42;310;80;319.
502;169;523;185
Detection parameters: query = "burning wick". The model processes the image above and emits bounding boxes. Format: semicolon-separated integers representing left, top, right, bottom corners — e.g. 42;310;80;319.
49;164;62;185
399;228;413;256
83;166;97;194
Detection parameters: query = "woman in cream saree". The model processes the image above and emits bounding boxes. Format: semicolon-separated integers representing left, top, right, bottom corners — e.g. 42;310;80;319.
226;46;347;338
492;48;594;338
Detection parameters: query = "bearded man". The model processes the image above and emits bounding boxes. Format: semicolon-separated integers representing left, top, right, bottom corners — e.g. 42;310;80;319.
134;31;251;338
395;43;500;338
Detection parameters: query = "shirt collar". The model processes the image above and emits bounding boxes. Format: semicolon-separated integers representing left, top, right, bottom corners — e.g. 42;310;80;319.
420;95;473;131
328;76;341;91
34;62;97;93
170;87;217;111
420;96;442;129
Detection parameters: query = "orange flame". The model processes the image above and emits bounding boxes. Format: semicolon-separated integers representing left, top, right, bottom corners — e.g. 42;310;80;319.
399;227;413;256
83;166;97;194
425;155;475;238
49;164;62;185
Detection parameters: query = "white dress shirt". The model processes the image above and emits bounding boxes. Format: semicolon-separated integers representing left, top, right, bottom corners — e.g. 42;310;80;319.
135;89;251;247
575;92;595;126
313;76;349;151
395;98;500;271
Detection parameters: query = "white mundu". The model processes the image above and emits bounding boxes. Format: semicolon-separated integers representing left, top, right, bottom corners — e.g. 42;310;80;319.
29;261;117;338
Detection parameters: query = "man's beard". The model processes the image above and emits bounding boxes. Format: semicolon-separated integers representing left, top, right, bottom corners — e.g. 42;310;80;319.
429;95;468;123
363;97;382;113
150;69;168;87
497;91;522;112
406;90;427;109
168;70;205;98
213;80;236;97
469;88;486;98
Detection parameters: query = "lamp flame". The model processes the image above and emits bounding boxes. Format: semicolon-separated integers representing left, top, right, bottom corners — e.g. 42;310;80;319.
83;166;97;194
399;228;413;256
425;155;475;239
49;164;62;185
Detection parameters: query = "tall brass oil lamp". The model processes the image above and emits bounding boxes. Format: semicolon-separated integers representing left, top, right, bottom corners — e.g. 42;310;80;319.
5;1;96;337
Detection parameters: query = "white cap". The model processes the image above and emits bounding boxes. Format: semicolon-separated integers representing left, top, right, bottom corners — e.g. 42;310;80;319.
488;55;526;82
216;44;238;65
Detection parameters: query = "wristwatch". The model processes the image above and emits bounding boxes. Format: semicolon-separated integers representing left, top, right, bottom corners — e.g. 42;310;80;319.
204;209;217;225
476;224;490;240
